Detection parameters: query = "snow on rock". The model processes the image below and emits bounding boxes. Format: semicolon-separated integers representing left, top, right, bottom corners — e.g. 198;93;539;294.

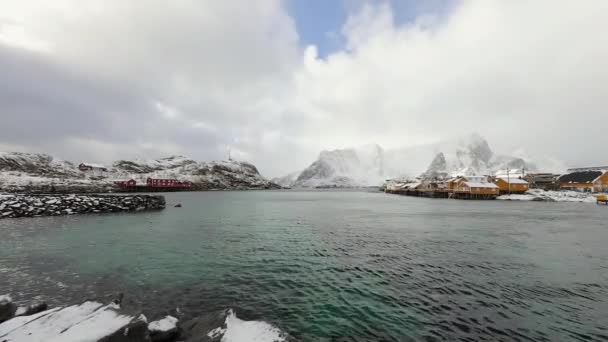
149;315;178;332
497;189;598;203
149;315;179;342
0;301;146;342
207;309;287;342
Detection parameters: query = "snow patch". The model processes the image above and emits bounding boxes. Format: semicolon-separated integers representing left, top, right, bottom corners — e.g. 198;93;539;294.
497;189;597;203
148;315;178;332
0;301;135;342
207;309;286;342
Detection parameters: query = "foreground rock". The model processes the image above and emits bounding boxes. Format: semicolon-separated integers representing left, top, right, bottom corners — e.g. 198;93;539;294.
0;194;165;219
0;295;289;342
0;295;16;324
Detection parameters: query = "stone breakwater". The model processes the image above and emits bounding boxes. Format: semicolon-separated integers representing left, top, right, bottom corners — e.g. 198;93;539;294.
0;194;165;219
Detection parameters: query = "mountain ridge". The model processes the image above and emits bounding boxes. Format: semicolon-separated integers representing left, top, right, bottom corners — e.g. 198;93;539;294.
280;134;538;188
0;152;279;193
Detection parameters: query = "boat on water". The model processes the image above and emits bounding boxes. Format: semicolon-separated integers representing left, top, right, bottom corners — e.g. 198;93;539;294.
596;194;608;205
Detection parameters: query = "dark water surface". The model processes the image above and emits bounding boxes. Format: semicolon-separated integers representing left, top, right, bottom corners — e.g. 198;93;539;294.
1;190;607;341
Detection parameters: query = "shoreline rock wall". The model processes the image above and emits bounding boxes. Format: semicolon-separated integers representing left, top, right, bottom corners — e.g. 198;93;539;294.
0;194;165;219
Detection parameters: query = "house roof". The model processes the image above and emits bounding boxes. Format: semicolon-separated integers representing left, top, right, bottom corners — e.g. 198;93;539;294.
403;182;421;189
464;182;499;188
497;177;528;184
558;171;602;184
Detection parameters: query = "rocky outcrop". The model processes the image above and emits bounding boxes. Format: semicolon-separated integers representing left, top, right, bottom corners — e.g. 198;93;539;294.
0;295;289;342
0;194;165;219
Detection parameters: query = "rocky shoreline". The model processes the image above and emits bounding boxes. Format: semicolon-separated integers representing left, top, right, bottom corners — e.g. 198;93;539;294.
0;194;166;219
0;294;288;342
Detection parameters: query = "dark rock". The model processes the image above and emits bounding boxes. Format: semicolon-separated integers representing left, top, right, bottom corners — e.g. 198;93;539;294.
97;316;151;342
0;297;17;323
16;302;48;317
180;311;229;342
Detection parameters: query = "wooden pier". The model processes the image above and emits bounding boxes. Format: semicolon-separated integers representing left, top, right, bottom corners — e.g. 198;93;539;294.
385;189;497;200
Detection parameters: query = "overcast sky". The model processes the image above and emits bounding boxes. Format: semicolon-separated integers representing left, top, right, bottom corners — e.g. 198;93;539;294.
1;0;607;177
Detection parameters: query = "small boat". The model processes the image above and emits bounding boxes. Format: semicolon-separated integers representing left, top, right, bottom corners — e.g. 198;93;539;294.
596;194;608;205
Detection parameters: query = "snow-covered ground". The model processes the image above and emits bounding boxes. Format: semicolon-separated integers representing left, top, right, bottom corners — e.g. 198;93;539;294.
207;309;287;342
497;189;598;203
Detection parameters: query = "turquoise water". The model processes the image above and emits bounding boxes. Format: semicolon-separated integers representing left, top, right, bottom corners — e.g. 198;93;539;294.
1;190;607;341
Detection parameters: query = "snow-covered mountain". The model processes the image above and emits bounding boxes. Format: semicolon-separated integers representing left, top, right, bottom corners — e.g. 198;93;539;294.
291;144;385;188
419;134;536;179
0;152;278;193
271;171;301;188
279;134;538;187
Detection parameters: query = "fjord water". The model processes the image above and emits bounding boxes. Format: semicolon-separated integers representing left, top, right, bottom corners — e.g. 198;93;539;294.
1;190;607;341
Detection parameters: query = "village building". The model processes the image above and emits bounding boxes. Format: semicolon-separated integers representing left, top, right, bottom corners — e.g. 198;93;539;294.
493;177;529;194
523;173;560;190
453;176;500;199
558;170;608;192
78;162;108;176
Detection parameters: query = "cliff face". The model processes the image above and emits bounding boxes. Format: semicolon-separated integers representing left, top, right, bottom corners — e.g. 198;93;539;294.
290;144;385;188
0;152;279;193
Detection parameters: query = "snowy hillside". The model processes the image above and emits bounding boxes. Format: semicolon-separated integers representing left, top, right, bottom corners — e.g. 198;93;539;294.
0;152;79;177
292;144;385;188
271;171;301;188
280;134;539;188
0;152;278;193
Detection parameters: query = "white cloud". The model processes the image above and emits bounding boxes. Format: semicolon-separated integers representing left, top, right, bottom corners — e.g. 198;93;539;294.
0;0;607;178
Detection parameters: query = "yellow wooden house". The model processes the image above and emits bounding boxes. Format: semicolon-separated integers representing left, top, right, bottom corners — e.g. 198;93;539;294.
453;176;500;197
493;177;529;194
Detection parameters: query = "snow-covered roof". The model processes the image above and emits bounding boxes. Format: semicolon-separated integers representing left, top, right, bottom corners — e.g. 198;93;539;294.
403;182;421;189
465;176;489;183
592;170;608;183
497;177;528;184
464;182;499;188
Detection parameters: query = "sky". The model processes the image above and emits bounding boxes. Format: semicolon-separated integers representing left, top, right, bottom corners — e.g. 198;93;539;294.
0;0;607;177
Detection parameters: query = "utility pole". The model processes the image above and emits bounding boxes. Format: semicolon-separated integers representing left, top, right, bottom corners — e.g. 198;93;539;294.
507;167;511;195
